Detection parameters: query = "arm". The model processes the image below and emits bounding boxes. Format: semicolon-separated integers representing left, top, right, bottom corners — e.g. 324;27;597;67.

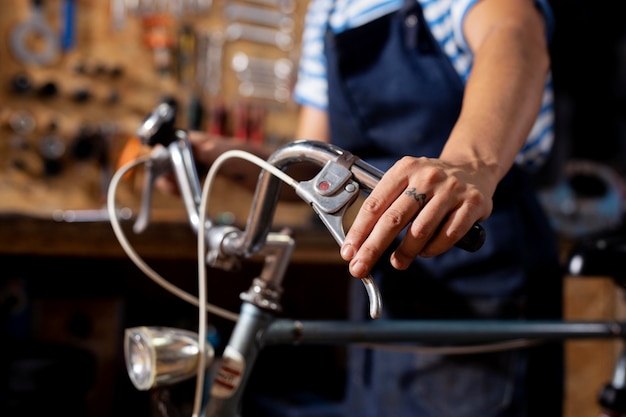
157;105;329;199
341;0;551;278
199;104;329;193
154;131;274;196
295;105;330;143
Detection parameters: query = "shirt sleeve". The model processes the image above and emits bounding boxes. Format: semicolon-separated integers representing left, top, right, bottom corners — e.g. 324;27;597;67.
293;0;333;110
450;0;555;53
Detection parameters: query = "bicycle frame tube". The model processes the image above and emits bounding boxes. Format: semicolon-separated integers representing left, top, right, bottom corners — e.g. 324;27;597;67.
262;319;626;345
206;302;273;417
205;315;626;417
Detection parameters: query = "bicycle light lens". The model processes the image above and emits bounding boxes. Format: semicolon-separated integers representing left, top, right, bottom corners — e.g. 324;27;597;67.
124;326;214;390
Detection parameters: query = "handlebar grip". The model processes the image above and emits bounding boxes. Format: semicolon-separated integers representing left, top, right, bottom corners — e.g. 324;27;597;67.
454;223;486;252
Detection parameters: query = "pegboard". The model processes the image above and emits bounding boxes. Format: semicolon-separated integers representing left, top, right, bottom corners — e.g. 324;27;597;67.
0;0;309;221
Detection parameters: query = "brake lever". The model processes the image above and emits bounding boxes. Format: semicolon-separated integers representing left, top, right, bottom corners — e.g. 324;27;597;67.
133;146;171;233
133;100;205;235
296;160;383;319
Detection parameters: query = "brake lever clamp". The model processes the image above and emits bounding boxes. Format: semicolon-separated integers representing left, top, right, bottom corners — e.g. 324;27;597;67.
296;159;383;319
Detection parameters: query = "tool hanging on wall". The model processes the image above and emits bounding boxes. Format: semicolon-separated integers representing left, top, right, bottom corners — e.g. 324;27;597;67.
223;0;297;105
206;99;227;136
60;0;77;52
10;0;59;65
39;121;66;177
231;100;267;144
242;0;295;14
233;100;249;142
125;0;212;18
196;31;224;98
225;23;293;51
224;3;294;31
110;0;127;31
177;24;196;87
142;14;175;76
231;52;293;103
247;102;266;145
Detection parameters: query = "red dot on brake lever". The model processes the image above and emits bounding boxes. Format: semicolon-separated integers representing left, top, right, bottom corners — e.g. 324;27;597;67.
318;181;330;191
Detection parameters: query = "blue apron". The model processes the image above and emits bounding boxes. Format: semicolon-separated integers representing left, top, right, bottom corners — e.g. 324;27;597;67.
324;1;564;416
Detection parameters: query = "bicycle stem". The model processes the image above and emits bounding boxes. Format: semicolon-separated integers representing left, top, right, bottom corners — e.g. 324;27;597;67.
206;234;294;417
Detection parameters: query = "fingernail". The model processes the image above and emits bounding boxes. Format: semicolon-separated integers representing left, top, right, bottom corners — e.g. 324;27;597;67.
351;260;367;277
391;254;408;270
341;244;355;260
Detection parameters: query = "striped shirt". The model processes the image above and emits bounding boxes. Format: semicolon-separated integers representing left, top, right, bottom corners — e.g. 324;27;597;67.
293;0;556;170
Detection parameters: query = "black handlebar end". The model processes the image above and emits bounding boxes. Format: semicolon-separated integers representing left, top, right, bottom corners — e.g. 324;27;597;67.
454;223;486;252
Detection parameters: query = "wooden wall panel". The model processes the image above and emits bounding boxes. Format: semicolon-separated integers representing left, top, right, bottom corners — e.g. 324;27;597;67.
563;276;626;417
0;0;308;222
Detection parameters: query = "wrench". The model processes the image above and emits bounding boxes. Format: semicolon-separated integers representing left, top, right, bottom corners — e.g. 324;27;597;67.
238;81;291;103
226;23;293;51
224;3;294;31
241;0;295;14
231;52;293;80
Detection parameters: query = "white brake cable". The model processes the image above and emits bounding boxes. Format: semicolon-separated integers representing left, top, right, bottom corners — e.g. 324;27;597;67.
107;147;300;417
193;149;299;417
107;152;240;322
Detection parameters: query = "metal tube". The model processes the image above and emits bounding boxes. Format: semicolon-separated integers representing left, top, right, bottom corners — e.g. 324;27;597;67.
239;140;375;255
262;319;626;345
206;303;273;417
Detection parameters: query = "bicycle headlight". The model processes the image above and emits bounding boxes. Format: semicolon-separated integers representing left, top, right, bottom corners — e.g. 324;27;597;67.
124;326;214;391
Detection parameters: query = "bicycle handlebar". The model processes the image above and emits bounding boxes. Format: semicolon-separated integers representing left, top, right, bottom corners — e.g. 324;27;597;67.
242;139;485;256
132;102;485;320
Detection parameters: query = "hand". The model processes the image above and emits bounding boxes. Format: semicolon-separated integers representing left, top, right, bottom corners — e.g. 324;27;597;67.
154;131;226;196
340;156;495;278
155;130;275;196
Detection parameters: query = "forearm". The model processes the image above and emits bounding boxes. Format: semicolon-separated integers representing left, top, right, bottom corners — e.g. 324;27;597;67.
189;105;330;199
441;2;550;194
189;131;274;192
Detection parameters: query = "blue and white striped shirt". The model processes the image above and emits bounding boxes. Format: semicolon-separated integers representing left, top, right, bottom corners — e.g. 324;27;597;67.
293;0;556;170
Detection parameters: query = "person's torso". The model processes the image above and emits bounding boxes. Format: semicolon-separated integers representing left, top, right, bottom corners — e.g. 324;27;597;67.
294;0;556;169
324;0;463;169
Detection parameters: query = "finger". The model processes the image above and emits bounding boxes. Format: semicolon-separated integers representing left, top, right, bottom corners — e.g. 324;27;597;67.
188;130;211;143
155;174;180;196
392;194;484;268
420;201;485;256
341;175;407;260
390;192;450;269
345;186;427;278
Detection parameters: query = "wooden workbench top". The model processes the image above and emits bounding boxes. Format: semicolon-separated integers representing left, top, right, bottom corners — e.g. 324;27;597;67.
0;211;343;264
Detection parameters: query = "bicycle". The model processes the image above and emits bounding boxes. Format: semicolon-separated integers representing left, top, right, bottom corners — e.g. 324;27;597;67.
107;102;626;417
